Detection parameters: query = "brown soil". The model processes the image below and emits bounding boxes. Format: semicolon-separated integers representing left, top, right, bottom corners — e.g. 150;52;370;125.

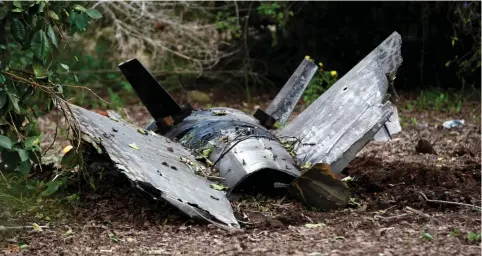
1;93;481;255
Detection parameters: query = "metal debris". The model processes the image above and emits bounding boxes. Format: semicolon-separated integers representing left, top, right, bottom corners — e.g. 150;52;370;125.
163;107;300;194
68;31;404;228
280;31;403;174
69;105;239;230
255;58;318;128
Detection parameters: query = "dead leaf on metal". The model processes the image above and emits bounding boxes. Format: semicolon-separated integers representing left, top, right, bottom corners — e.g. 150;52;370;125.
137;128;148;135
128;143;140;150
210;183;228;191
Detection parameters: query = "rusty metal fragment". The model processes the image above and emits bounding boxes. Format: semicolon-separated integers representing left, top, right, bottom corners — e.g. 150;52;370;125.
69;104;240;230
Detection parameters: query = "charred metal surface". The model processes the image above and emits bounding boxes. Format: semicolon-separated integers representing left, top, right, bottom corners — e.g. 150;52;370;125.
264;59;318;126
281;32;403;175
253;109;277;129
164;107;301;194
118;59;185;125
69;104;240;230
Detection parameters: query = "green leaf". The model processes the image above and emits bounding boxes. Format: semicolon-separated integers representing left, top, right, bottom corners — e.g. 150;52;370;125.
24;122;41;137
0;135;13;150
421;232;433;241
0;8;7;19
33;61;47;78
48;10;59;20
73;4;87;12
86;9;102;19
13;1;22;8
74;12;89;30
38;1;46;13
202;147;213;157
468;232;481;242
7;93;20;114
73;74;79;82
24;136;40;149
17;160;31;176
41;180;63;196
18;243;28;251
31;30;51;61
0;91;6;109
11;18;26;43
0;74;5;84
59;63;69;71
210;183;228;191
69;10;77;26
46;24;58;48
11;8;23;13
60;148;78;168
16;149;29;162
108;232;120;243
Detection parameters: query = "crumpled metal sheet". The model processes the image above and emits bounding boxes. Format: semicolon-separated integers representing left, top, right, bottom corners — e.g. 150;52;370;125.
164;107;300;194
69;104;240;230
373;106;402;141
265;59;318;125
281;31;403;174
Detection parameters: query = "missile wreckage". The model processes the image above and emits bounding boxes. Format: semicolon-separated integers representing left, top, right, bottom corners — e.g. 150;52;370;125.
68;31;403;230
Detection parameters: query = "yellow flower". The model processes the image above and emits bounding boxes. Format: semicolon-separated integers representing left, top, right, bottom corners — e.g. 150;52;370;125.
318;62;323;68
330;70;337;77
62;145;73;155
305;55;311;60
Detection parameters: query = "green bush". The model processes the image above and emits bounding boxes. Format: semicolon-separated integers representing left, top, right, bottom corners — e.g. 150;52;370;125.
303;57;338;105
0;1;101;198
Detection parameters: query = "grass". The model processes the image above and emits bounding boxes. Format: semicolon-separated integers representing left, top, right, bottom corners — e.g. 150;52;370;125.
401;89;476;114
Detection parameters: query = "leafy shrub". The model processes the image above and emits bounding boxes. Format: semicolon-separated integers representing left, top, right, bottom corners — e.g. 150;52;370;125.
0;1;101;197
303;57;338;105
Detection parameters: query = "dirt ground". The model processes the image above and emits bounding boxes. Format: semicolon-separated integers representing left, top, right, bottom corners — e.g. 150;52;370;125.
1;90;481;255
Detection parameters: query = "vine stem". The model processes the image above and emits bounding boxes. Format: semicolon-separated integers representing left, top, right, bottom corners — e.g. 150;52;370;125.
2;71;45;88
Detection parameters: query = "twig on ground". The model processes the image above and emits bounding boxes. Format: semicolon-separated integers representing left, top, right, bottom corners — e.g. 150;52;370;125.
404;206;430;218
374;213;410;220
417;191;482;211
0;225;49;231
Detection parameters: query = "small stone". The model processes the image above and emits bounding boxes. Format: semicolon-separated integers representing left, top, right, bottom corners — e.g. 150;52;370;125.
415;139;436;154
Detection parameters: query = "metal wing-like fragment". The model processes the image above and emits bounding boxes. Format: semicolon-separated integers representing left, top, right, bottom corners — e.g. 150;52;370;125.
255;59;318;128
69;104;239;230
281;31;403;174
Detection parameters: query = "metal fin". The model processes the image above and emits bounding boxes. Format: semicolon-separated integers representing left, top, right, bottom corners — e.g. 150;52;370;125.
118;59;182;121
280;31;403;174
257;58;318;127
